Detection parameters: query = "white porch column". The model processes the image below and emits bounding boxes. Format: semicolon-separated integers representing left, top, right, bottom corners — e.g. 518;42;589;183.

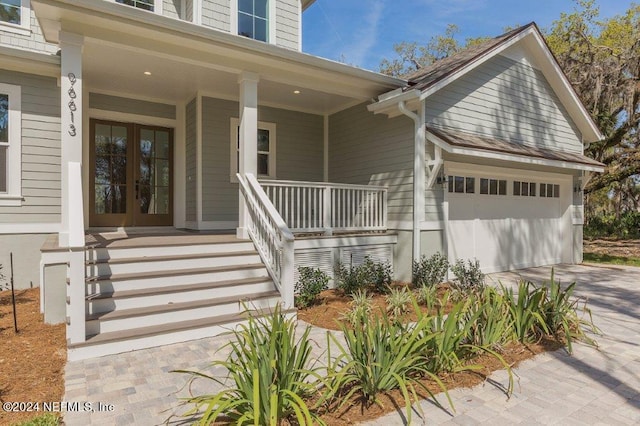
237;72;259;239
59;32;84;247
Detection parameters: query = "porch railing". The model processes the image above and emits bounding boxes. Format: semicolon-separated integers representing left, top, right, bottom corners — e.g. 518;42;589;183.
259;179;388;234
68;162;86;344
237;173;295;309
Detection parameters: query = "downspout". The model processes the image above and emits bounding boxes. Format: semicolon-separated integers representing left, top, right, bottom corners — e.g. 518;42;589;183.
398;101;426;264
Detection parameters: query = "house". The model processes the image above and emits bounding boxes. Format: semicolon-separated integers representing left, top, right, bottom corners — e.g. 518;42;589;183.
0;0;603;359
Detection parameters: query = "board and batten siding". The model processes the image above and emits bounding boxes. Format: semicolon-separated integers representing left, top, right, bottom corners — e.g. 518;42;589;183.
328;103;414;225
426;55;583;154
163;0;183;20
185;99;197;222
0;70;61;224
200;96;323;223
0;9;58;55
89;93;176;120
275;0;299;50
201;0;231;32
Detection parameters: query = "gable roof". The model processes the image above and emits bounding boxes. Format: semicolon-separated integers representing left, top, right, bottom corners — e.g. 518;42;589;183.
370;22;604;144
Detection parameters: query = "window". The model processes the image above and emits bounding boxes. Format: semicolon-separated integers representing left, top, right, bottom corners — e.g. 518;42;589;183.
0;83;22;205
448;175;474;194
116;0;155;12
230;118;276;181
514;181;536;197
480;178;506;195
0;0;30;33
540;183;560;198
238;0;268;42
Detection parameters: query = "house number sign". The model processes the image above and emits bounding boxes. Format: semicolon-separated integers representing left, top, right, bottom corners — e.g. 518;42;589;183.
67;73;78;137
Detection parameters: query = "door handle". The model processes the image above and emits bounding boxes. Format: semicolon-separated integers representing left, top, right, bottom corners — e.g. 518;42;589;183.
135;180;139;200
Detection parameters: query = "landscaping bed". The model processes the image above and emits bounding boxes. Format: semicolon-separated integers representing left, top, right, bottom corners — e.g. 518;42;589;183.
0;288;66;426
584;238;640;267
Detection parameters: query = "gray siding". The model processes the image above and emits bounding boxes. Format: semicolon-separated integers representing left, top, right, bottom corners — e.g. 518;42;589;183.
275;0;299;50
426;55;583;154
185;0;194;21
0;9;58;54
163;0;183;19
202;0;230;32
0;70;61;224
89;93;176;119
328;103;414;225
200;96;323;222
185;99;197;222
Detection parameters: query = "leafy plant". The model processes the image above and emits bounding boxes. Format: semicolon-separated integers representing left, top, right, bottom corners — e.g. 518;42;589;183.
415;284;438;311
503;281;549;343
464;287;512;349
295;267;329;309
327;304;451;423
335;257;393;295
362;257;393;294
340;290;373;326
385;286;412;318
16;414;60;426
175;304;326;425
413;252;449;288
451;259;485;292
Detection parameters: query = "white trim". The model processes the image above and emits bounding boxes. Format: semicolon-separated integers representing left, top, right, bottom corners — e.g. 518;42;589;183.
386;220;413;231
294;235;397;250
174;101;186;228
0;0;30;34
427;131;604;173
196;93;203;226
420;220;444;231
297;0;302;51
0;82;22;202
0;45;60;78
0;222;61;233
323;114;328;182
192;0;202;25
88;108;177;127
186;220;238;230
230;117;277;182
155;0;163;15
268;0;276;45
0;196;22;206
229;0;238;34
88;87;178;106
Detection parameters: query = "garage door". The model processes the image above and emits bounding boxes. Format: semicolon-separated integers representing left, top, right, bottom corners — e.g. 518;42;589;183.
446;168;568;273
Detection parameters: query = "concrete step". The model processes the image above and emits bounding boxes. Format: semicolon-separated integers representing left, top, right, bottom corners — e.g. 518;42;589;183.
67;307;295;361
85;251;261;276
85;276;275;314
85;240;256;262
84;263;268;293
85;291;280;335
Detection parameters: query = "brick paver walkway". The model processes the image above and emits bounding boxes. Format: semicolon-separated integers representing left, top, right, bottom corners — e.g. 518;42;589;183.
63;264;640;425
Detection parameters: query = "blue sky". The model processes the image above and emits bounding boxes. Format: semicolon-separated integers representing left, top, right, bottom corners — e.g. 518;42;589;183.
302;0;635;72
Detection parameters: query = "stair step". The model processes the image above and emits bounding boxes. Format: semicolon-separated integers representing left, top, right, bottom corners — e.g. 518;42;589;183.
86;276;272;301
85;263;267;283
85;250;257;266
86;290;280;322
85;240;255;261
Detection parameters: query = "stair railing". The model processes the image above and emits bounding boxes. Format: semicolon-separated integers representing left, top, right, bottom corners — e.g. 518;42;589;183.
237;173;295;309
68;161;86;343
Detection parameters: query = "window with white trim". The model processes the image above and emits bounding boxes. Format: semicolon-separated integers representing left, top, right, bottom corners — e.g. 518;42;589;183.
480;178;506;195
513;181;536;197
540;183;560;198
230;117;276;181
448;175;475;194
0;83;22;205
115;0;155;12
238;0;269;42
0;0;31;33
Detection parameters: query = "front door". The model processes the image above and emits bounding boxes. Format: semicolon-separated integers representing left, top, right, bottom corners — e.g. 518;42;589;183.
89;119;173;227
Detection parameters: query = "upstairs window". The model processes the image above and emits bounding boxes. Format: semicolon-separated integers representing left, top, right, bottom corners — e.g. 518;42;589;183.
238;0;268;42
116;0;154;12
0;0;21;25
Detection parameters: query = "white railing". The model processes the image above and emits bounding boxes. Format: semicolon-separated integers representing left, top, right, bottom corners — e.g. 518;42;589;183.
237;173;295;309
67;162;86;344
259;179;388;234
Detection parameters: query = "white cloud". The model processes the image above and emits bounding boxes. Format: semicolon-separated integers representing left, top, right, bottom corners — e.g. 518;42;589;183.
340;0;385;67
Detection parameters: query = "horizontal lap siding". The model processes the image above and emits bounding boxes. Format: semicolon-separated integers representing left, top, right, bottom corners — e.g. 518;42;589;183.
0;9;58;54
201;97;323;222
0;70;61;223
185;99;197;222
426;55;583;154
202;0;230;32
276;0;299;50
328;103;414;224
89;93;176;120
163;0;182;19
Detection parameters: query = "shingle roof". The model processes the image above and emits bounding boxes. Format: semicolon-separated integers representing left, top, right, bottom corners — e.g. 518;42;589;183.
427;126;605;168
404;23;537;92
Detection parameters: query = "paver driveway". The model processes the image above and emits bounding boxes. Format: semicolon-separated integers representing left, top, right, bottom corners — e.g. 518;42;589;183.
63;264;640;425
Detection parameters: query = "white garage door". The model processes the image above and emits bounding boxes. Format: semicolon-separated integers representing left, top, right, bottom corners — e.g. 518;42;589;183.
446;165;570;273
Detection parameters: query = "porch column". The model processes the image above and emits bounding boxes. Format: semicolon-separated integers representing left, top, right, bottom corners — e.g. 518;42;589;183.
237;72;260;239
59;32;84;247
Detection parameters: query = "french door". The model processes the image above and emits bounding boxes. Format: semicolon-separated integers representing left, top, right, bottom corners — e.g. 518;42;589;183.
89;119;173;227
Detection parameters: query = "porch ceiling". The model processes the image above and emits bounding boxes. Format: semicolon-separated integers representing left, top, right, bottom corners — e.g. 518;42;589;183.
32;0;404;114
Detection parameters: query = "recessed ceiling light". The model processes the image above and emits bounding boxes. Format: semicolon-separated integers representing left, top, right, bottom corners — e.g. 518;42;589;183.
144;71;152;76
293;90;301;94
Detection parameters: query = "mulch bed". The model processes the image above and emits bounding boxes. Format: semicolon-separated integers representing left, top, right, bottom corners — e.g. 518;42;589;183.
0;288;66;425
584;238;640;259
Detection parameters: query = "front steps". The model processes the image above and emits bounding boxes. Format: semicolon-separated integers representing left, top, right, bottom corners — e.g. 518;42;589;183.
67;234;284;361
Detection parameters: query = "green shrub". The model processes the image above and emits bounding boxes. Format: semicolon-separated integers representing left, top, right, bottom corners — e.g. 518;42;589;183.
451;259;485;292
327;303;451;423
412;252;449;288
335;257;393;295
584;211;640;239
385;286;412;318
295;267;329;309
362;257;393;294
175;304;326;425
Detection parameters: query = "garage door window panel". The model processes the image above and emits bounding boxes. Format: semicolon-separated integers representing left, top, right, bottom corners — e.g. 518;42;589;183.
448;175;475;194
